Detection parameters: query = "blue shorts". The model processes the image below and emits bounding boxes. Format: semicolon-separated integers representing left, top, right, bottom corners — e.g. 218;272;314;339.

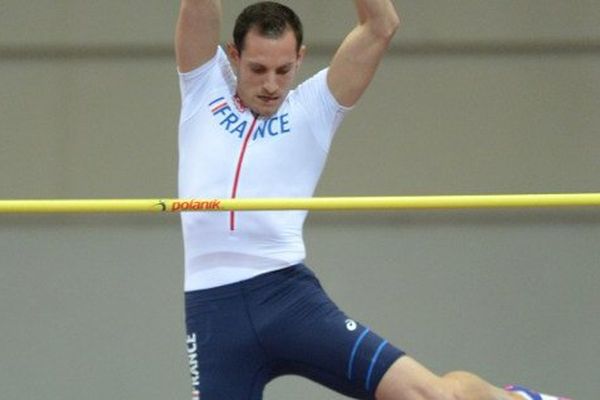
184;264;405;400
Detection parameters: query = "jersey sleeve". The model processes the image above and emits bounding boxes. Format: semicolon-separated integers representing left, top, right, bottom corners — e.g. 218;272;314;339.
177;46;236;123
291;68;352;152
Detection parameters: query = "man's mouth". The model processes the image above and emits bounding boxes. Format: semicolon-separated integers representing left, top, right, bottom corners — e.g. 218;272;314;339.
258;95;279;103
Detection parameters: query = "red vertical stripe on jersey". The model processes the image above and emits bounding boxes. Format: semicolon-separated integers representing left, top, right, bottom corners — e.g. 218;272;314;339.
230;115;259;231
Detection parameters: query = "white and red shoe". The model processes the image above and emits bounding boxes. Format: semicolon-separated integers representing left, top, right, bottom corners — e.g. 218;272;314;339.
505;384;572;400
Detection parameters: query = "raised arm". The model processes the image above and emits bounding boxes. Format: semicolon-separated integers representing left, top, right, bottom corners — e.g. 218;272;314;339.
327;0;400;107
175;0;222;72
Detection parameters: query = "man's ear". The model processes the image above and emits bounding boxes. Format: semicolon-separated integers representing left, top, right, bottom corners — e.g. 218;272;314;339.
226;41;241;73
296;45;307;69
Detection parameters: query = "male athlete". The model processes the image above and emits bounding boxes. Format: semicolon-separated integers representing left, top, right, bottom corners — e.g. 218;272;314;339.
175;1;570;399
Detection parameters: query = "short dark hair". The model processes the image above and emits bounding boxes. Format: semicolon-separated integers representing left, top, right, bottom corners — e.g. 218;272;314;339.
233;1;303;53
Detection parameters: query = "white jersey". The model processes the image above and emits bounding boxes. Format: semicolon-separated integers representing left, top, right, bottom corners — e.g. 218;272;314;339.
178;47;349;291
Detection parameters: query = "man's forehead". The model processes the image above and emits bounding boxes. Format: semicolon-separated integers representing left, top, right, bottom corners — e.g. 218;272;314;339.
241;28;298;56
246;59;294;69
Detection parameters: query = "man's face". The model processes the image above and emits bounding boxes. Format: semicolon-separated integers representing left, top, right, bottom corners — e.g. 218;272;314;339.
228;28;304;117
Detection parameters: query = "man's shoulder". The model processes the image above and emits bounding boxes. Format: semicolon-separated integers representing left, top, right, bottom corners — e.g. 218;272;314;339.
288;68;329;102
179;46;236;98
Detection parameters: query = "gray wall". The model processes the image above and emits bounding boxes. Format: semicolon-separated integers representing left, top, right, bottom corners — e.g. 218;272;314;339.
1;1;599;399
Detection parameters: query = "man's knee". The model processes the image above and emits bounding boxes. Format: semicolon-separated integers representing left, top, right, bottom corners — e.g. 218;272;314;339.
378;377;458;400
377;358;498;400
375;357;459;400
441;370;486;400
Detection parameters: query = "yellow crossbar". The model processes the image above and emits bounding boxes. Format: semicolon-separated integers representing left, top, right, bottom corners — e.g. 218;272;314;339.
1;193;600;213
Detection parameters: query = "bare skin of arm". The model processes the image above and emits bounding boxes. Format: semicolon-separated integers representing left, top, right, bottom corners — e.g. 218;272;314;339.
327;0;400;107
175;0;222;72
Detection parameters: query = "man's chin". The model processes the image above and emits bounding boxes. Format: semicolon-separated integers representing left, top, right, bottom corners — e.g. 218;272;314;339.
251;106;279;118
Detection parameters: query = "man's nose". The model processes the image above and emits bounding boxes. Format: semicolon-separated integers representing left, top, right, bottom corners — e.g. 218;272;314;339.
263;73;277;93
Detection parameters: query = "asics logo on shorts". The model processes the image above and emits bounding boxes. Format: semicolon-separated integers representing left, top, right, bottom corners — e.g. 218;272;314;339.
345;319;357;331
